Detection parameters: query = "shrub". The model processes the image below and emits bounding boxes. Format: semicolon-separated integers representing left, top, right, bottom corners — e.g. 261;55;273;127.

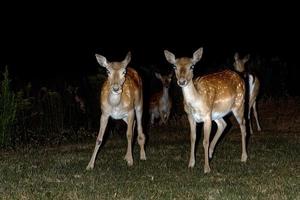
0;66;17;147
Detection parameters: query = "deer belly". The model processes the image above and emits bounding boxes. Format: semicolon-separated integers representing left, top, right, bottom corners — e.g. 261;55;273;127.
192;110;229;123
110;109;128;120
212;111;229;120
192;112;204;123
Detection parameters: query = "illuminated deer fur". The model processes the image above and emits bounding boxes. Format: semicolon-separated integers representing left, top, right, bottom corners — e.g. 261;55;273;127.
164;48;247;173
149;73;172;125
233;53;262;134
86;52;146;170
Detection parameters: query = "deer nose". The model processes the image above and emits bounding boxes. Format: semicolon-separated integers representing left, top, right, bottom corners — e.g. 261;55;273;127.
178;79;187;86
112;85;120;92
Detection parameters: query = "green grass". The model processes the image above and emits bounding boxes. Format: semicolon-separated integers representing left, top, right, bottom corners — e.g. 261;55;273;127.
0;125;299;199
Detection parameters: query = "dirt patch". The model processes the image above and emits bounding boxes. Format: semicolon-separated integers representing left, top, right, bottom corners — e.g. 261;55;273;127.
168;97;300;134
232;97;300;133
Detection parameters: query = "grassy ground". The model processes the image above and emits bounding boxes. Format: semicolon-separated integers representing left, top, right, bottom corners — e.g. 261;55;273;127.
0;124;299;199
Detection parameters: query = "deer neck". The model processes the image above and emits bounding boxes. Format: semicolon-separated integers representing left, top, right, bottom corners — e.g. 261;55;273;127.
161;87;169;102
108;91;122;106
181;81;201;106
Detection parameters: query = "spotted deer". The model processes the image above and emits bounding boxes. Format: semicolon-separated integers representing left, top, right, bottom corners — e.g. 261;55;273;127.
86;52;146;170
164;48;247;173
233;53;262;134
149;73;173;125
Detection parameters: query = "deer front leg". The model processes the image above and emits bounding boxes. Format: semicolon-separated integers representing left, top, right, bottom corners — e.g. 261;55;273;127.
86;114;109;170
124;111;135;166
150;113;155;125
203;118;212;173
159;110;165;125
187;114;196;168
165;109;171;123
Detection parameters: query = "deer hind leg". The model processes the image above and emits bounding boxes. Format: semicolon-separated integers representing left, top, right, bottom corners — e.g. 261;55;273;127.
86;114;109;170
233;107;248;162
123;111;135;166
135;107;146;160
248;95;258;135
209;118;227;159
248;106;254;135
253;101;262;131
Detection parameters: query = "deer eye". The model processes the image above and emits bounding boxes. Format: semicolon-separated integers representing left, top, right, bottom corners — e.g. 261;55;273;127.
122;70;126;75
172;64;176;69
190;65;195;70
106;69;111;75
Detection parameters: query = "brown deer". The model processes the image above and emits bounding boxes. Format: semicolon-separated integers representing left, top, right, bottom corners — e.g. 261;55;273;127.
86;52;146;170
164;48;247;173
149;72;173;125
233;53;262;134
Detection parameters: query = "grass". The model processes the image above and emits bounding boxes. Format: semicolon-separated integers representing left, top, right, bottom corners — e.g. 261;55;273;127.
0;123;299;199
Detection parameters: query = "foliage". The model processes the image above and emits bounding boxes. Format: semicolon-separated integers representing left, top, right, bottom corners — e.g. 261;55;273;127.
0;66;17;147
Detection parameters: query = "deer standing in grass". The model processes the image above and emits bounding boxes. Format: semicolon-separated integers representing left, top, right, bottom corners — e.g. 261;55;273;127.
86;52;146;170
149;73;173;125
164;48;247;173
233;53;262;134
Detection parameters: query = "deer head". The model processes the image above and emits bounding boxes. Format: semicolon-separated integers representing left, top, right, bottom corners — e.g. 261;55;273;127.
164;48;203;87
96;52;131;94
233;53;250;73
155;72;173;89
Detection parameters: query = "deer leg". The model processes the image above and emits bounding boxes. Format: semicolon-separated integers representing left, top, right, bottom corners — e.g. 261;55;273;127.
123;111;134;166
187;114;196;168
159;111;165;125
136;107;146;160
165;109;171;123
233;108;248;162
248;97;254;135
150;112;155;125
253;101;262;131
248;106;254;135
86;114;109;170
209;118;227;159
203;118;212;173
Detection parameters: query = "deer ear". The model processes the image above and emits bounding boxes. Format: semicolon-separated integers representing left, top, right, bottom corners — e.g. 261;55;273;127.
164;50;176;64
122;51;131;67
95;54;108;68
155;72;161;80
234;52;239;61
243;54;250;63
192;47;203;64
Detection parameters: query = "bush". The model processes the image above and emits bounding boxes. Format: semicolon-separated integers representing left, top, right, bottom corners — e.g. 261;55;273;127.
0;66;17;147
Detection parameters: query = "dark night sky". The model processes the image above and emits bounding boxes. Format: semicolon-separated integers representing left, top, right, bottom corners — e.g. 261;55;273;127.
1;40;298;81
1;5;299;90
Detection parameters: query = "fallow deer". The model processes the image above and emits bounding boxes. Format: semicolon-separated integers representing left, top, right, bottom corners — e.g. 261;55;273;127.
164;48;247;173
149;73;173;125
86;52;146;170
233;53;262;134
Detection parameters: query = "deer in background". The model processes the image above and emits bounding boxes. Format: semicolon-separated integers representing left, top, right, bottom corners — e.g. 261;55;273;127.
86;52;146;170
164;48;247;173
149;72;173;126
233;53;262;134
